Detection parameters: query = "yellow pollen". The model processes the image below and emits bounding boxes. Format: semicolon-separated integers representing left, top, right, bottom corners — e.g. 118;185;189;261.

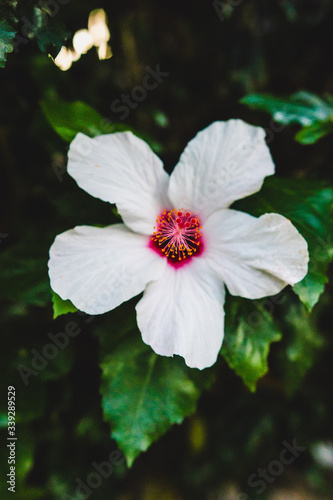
151;208;202;262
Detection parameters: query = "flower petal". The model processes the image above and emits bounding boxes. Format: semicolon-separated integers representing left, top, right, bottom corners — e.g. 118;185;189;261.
136;259;225;369
68;132;170;234
48;224;166;314
204;209;309;299
168;120;275;219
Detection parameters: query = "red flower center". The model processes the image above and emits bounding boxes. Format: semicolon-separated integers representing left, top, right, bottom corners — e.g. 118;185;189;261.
150;208;203;268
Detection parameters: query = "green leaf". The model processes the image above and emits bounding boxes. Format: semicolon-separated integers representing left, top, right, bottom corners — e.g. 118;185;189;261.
241;91;333;143
99;307;214;466
34;7;69;56
19;5;69;58
278;298;324;395
222;297;282;391
0;20;16;67
40;97;164;151
292;267;330;313
52;291;78;319
285;305;323;379
35;24;69;57
234;178;333;310
40;99;107;142
0;1;18;68
241;91;333;126
295;120;333;144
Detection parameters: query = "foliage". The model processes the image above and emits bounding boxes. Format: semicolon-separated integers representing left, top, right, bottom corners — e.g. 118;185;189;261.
41;96;163;152
222;297;282;391
23;5;69;57
0;0;70;67
0;1;18;67
52;291;77;318
278;297;324;395
241;91;333;144
40;99;111;142
99;307;214;466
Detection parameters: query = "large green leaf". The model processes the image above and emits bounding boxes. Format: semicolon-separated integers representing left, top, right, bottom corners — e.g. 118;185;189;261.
241;91;333;143
40;99;110;142
41;97;164;151
222;297;282;391
234;178;333;310
99;307;214;466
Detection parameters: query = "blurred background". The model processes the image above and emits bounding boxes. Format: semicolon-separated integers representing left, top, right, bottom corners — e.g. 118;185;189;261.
1;0;333;498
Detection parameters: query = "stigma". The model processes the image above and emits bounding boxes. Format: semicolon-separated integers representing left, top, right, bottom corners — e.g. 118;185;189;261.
150;208;203;267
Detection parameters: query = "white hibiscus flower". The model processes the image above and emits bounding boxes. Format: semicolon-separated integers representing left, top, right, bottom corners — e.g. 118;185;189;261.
48;120;309;369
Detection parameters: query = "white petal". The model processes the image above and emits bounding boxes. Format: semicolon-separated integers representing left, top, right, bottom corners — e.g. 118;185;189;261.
68;132;170;234
136;259;225;369
168;120;275;219
204;209;309;299
48;224;166;314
